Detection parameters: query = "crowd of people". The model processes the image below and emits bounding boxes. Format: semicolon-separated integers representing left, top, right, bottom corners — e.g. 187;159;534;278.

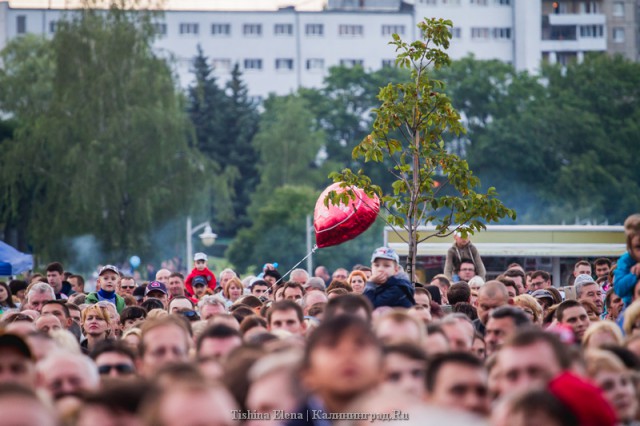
1;215;640;425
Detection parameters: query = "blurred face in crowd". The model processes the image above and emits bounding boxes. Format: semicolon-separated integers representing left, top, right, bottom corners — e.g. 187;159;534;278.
371;259;399;281
28;292;54;313
428;362;489;416
219;271;235;288
477;290;508;326
155;269;171;285
140;324;189;377
95;351;136;379
574;264;591;278
167;276;184;297
0;394;55;426
529;276;549;292
595;263;611;280
269;309;305;336
458;262;476;282
200;303;225;320
284;286;304;303
383;353;426;399
591;369;637;423
168;298;193;315
0;347;36;388
441;320;474;352
41;304;71;329
559;306;590;340
247;370;299;418
251;284;269;298
349;275;366;294
68;277;84;294
46;271;63;294
608;293;624;319
376;319;422;345
496;341;562;395
303;328;382;406
579;284;603;314
332;269;348;282
485;317;516;357
35;316;62;334
118;278;136;296
98;271;119;293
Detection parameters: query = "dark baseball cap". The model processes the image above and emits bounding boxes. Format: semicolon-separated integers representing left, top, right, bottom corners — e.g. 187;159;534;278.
145;281;168;296
193;276;207;287
0;333;33;360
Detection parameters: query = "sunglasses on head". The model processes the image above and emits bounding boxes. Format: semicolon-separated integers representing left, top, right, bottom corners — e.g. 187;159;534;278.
98;364;134;375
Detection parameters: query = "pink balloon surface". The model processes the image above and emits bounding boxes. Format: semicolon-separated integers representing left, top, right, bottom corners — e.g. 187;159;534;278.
314;183;380;248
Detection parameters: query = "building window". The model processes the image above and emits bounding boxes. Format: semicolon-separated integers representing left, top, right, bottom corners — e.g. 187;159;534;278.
450;27;461;38
340;59;364;67
442;0;461;5
49;21;57;33
494;0;510;4
492;28;512;39
579;25;603;38
274;24;293;36
153;23;167;36
243;24;262;36
581;1;600;13
613;27;625;43
471;27;490;39
211;23;231;36
179;23;199;35
612;2;624;17
418;0;437;4
381;25;405;36
471;0;488;5
338;25;364;36
212;58;232;71
244;59;263;70
306;58;324;70
305;23;324;36
275;58;294;70
16;16;26;34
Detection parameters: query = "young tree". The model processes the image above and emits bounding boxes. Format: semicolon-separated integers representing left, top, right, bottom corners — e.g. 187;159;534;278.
328;18;515;281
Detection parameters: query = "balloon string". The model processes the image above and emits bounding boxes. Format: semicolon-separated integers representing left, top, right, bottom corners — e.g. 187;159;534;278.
274;244;319;286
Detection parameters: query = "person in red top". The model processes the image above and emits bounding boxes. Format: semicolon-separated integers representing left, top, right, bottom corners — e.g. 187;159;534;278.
185;253;216;297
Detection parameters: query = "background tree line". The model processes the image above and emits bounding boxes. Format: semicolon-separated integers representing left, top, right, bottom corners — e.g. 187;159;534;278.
0;5;638;273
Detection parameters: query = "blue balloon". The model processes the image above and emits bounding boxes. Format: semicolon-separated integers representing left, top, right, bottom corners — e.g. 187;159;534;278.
129;255;141;269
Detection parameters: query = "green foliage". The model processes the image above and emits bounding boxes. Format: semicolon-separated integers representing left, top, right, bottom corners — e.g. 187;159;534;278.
251;94;327;205
0;4;201;260
436;53;640;224
328;19;516;280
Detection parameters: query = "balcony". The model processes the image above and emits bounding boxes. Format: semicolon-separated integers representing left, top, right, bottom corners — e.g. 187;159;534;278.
548;13;606;26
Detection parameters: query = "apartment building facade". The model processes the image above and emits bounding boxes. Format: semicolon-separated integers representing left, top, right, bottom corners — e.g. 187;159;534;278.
0;0;636;97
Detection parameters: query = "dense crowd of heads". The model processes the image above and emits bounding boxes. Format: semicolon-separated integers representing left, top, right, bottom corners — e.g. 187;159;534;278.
1;217;640;425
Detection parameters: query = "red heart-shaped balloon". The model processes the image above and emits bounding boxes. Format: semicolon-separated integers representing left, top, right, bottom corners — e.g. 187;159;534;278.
314;183;380;248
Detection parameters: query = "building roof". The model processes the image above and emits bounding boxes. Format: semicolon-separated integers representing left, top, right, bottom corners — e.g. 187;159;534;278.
5;0;327;11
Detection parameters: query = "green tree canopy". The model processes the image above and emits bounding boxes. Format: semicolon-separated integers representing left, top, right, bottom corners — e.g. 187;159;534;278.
0;5;202;261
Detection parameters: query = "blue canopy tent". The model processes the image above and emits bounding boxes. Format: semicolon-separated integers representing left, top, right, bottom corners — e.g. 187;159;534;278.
0;241;33;276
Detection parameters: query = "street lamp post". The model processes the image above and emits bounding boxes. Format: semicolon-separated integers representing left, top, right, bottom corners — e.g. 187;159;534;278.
186;216;217;270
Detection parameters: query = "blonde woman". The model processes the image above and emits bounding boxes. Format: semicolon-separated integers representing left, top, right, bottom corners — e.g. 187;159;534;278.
584;349;638;425
513;294;543;325
81;305;112;353
582;321;624;349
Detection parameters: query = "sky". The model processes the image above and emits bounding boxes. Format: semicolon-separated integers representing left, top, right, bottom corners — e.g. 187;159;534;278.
5;0;327;11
